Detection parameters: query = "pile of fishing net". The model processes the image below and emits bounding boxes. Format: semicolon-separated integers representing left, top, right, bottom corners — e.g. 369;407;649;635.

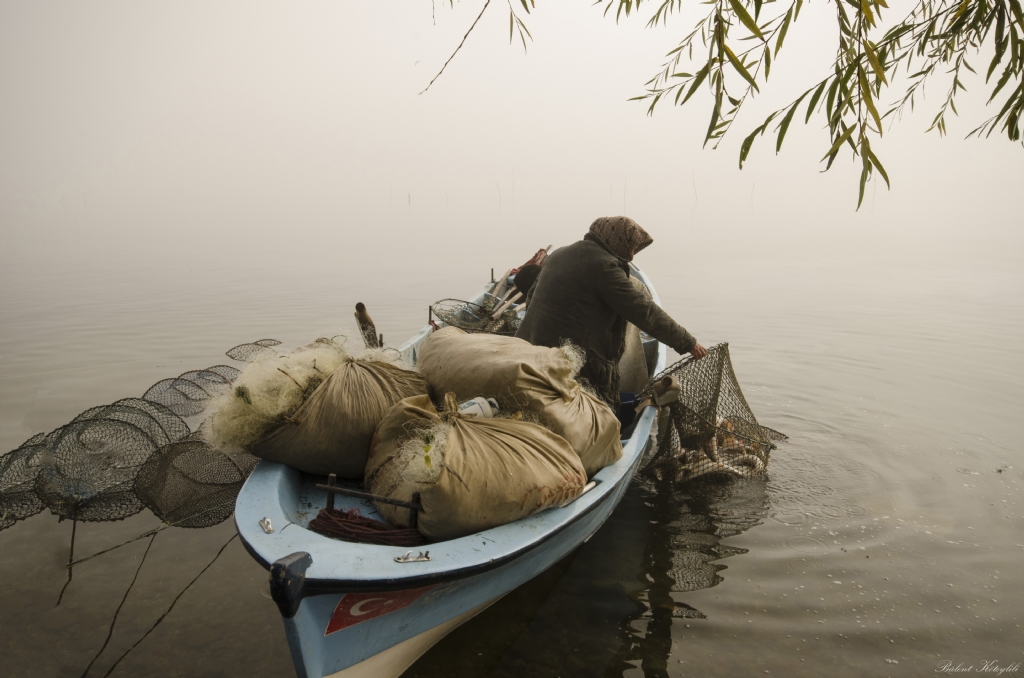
203;338;351;453
205;340;430;478
641;343;786;484
430;298;522;336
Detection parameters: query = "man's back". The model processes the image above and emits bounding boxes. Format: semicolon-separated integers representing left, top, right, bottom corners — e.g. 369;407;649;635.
515;238;631;363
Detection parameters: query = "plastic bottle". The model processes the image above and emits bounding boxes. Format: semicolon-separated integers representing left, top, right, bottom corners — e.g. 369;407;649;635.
458;397;500;418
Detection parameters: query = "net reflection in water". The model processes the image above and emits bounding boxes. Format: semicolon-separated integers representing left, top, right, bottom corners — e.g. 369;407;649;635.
604;477;772;676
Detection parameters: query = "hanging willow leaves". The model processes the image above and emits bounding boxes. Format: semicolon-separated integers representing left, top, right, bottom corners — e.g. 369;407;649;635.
822;125;858;161
776;8;793;53
864;40;888;84
724;44;760;91
775;92;807;153
728;0;766;40
806;80;828;123
426;0;1024;208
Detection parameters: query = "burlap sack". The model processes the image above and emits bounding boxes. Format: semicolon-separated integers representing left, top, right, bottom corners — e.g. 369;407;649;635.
249;357;429;478
416;327;621;476
618;324;649;394
366;393;587;541
618;277;653;394
205;338;350;454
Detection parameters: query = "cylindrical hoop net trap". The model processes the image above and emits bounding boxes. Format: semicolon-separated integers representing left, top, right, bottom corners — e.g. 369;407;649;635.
641;343;786;484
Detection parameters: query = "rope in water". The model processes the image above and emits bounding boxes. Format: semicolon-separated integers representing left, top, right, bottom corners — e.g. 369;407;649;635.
67;498;238;568
309;507;425;546
101;534;238;678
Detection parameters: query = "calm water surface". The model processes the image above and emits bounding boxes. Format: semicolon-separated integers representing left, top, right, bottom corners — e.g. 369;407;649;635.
1;225;1022;677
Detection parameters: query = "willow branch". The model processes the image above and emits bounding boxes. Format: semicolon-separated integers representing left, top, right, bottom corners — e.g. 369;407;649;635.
421;0;492;94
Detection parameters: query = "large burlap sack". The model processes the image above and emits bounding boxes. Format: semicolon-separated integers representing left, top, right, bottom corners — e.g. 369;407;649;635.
417;327;621;476
248;353;430;477
618;277;653;394
618;324;649;394
204;338;350;452
365;393;587;541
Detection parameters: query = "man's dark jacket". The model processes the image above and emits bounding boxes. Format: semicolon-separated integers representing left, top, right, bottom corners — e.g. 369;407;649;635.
515;234;696;407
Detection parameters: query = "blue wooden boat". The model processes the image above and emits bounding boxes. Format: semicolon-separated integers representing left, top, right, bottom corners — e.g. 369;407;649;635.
235;264;667;678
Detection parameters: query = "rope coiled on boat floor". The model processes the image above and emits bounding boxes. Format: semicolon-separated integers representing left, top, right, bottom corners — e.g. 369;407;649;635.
309;507;426;546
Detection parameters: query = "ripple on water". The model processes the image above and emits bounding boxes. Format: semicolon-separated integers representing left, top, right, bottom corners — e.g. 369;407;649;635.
770;479;836;504
786;558;820;574
258;580;273;600
842;503;870;517
844;464;883;482
947;430;1012;452
784;535;830;555
814;503;860;520
665;513;713;534
768;511;807;527
827;487;856;501
670;532;719;549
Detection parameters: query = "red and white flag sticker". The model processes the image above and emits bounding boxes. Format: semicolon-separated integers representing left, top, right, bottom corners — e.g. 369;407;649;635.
325;585;436;636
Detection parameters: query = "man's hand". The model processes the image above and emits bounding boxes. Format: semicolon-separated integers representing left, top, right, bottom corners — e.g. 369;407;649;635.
689;342;708;360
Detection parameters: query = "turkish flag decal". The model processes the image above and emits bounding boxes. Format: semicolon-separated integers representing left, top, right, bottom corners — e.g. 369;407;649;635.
324;585;436;636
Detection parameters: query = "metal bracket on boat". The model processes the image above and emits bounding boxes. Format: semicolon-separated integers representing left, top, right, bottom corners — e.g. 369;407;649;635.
270;552;312;618
259;517;274;534
319;474;424;529
395;550;431;563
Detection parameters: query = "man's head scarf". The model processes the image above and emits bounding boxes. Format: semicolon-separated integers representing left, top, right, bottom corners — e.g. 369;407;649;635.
588;216;654;262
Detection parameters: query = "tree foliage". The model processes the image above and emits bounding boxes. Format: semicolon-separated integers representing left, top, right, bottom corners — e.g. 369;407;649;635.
428;0;1023;207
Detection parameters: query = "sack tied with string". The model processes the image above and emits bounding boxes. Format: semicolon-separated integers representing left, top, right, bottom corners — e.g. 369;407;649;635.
204;337;427;477
416;327;621;477
204;338;350;450
247;350;430;478
365;393;587;541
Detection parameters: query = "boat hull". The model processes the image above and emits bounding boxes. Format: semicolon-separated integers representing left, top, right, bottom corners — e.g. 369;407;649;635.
279;448;643;678
235;262;667;678
324;599;499;678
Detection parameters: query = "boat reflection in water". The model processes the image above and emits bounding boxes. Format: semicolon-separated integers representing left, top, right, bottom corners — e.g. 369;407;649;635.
406;475;771;678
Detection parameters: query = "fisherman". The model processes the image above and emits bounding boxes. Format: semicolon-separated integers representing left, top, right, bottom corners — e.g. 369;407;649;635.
515;216;706;410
